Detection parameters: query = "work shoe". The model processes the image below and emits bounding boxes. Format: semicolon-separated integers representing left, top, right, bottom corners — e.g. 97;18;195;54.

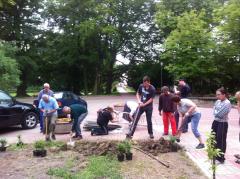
149;134;154;139
234;154;240;159
176;138;180;143
196;143;205;149
51;134;56;140
45;136;50;141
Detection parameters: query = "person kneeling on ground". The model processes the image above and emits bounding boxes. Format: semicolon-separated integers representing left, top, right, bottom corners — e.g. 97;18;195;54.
92;106;117;135
171;95;204;149
63;104;88;140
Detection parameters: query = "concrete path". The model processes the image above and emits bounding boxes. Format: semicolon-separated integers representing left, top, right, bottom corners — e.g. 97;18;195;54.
0;95;240;179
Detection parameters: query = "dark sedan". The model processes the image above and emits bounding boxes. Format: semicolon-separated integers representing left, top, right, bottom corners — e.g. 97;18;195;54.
0;90;39;129
53;91;87;117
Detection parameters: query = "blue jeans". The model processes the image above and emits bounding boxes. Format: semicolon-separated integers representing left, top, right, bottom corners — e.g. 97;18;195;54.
190;113;201;138
179;112;201;138
72;112;88;136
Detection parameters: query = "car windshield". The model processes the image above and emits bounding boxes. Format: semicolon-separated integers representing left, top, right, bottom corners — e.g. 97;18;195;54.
0;91;13;106
53;92;63;99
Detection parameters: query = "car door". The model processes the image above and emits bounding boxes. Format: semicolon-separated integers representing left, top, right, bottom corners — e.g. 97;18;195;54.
0;91;22;127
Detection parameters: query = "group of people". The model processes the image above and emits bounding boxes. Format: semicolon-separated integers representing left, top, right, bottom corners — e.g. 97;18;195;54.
121;76;239;164
35;78;240;165
36;83;88;141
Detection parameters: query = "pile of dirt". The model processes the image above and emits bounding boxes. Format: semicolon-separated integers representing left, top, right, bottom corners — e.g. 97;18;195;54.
137;137;182;156
73;138;182;157
74;140;119;156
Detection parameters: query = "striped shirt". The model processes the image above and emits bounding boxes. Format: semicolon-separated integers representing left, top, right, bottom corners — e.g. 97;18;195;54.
213;99;231;122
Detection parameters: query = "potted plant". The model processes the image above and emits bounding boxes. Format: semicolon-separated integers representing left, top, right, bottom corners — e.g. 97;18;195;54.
169;136;178;152
33;140;47;157
0;138;7;152
124;140;133;160
117;142;125;162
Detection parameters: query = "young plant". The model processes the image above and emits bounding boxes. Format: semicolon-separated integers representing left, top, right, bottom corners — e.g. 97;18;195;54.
117;142;125;154
205;131;223;179
169;136;177;143
16;135;24;147
0;138;7;147
34;140;46;150
123;140;132;154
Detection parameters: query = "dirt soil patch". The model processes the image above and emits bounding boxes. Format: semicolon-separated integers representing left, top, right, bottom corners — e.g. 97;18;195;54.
0;140;207;179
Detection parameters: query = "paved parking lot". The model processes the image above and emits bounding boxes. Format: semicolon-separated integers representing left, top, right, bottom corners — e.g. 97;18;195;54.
1;94;240;179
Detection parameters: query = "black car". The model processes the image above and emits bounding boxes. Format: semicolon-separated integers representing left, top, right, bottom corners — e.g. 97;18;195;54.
0;90;39;129
53;91;87;117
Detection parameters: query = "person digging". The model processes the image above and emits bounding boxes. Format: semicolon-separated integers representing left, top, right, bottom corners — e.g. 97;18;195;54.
63;104;88;140
38;94;59;141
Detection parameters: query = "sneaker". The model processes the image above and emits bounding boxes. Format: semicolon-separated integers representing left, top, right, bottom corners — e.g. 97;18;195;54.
215;159;224;165
149;134;154;139
176;138;180;143
196;143;205;149
51;134;56;140
182;130;188;133
234;154;240;159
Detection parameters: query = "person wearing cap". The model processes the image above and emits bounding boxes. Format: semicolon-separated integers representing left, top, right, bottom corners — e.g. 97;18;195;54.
63;104;88;139
36;83;54;133
126;76;156;139
159;86;177;136
38;94;59;141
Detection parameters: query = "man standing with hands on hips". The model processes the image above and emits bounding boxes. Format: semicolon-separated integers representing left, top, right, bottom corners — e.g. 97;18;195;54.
126;76;156;139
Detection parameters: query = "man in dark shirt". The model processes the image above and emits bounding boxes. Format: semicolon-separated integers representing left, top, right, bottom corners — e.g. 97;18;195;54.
176;79;191;132
63;104;88;139
159;86;177;136
126;76;156;139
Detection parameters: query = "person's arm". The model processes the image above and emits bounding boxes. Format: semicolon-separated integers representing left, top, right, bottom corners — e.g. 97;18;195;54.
48;99;59;114
136;85;142;104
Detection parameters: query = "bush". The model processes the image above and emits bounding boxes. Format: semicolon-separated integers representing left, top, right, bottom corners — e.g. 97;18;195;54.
123;140;132;154
117;142;126;154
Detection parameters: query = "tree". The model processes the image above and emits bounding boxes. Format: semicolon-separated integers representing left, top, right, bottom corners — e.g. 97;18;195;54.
0;0;43;96
163;11;218;93
213;0;240;92
0;41;20;91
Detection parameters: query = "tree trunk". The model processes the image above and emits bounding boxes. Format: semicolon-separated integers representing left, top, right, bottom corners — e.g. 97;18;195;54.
16;71;28;96
83;67;88;95
94;67;101;95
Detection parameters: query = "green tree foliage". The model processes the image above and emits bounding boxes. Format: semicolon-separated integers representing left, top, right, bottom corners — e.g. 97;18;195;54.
42;0;158;94
0;0;43;96
0;41;20;91
213;0;240;92
163;11;218;93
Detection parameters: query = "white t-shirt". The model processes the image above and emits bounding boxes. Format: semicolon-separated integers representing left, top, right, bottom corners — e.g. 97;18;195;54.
126;101;138;116
178;98;199;115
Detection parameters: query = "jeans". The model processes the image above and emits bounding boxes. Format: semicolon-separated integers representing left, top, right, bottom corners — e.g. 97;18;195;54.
128;106;153;136
179;112;201;138
72;112;88;136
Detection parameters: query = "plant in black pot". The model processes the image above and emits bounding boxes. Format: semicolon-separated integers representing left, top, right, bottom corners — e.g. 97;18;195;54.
33;140;47;157
124;140;133;160
117;142;125;162
169;136;179;152
0;138;7;152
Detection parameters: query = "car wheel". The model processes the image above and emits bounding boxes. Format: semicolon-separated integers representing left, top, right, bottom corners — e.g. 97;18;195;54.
22;112;38;129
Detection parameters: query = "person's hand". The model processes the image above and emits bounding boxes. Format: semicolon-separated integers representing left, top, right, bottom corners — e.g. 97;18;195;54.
159;111;162;116
139;103;145;107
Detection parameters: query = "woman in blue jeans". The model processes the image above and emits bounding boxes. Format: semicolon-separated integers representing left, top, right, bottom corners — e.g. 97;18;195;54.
172;96;204;149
